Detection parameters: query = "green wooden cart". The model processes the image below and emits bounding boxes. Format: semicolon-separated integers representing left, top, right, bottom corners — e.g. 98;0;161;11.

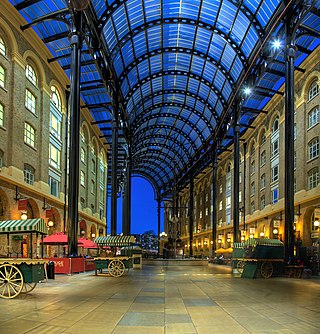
233;238;284;278
0;218;48;298
94;235;136;277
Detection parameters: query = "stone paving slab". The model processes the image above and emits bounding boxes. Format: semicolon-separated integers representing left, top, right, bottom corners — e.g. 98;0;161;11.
0;265;319;334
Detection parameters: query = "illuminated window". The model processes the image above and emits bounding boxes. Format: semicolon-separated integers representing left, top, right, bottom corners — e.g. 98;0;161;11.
49;143;61;169
25;89;36;114
51;86;62;111
0;65;5;88
0;37;6;56
50;113;61;140
24;123;35;147
26;64;37;86
308;81;319;101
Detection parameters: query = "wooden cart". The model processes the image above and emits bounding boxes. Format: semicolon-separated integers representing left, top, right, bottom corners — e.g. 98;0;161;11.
94;235;136;277
233;238;284;278
0;218;48;298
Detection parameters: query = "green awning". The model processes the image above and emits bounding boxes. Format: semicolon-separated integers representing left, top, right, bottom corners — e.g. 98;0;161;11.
246;238;284;246
0;219;47;234
94;235;136;246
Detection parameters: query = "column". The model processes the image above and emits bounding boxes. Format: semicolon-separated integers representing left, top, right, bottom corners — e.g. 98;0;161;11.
211;141;218;257
189;175;194;257
233;103;241;243
111;104;118;236
284;19;296;261
157;197;161;257
67;12;82;257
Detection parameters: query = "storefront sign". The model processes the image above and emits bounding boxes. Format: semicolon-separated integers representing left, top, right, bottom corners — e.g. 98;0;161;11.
46;209;53;218
18;199;28;211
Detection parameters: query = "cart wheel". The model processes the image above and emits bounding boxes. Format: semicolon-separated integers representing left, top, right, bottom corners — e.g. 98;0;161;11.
21;282;37;294
236;260;245;273
108;260;125;277
0;264;24;299
260;262;273;278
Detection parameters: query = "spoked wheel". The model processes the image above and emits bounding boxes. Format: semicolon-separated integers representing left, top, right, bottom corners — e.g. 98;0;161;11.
21;282;37;294
0;264;24;299
260;262;273;278
236;260;245;273
108;260;125;277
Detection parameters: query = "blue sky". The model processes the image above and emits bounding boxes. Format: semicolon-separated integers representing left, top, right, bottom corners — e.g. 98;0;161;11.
107;177;164;235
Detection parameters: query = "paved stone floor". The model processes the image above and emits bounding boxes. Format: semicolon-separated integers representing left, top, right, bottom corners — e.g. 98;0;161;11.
0;264;319;334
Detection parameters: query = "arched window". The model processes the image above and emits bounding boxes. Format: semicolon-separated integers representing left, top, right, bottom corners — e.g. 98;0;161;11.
272;117;279;133
0;37;6;57
308;137;319;160
308;106;319;128
308;80;319;101
260;131;266;145
23;164;35;185
26;64;37;86
260;150;266;167
51;86;62;112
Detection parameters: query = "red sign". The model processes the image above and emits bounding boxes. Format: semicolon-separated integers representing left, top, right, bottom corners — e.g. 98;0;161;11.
46;209;53;218
18;199;28;211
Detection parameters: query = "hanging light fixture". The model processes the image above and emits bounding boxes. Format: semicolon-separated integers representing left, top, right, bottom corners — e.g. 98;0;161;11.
21;212;28;220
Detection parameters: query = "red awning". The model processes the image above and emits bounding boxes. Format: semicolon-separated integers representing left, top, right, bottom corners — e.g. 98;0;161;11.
41;232;84;245
78;238;98;249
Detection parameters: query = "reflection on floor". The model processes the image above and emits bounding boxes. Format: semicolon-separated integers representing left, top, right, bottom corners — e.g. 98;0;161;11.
0;264;319;334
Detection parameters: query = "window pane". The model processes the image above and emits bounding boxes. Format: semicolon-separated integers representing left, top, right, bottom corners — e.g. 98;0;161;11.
24;164;35;185
26;64;37;86
308;138;319;160
49;143;61;169
308;107;319;128
24;123;35;147
0;103;3;127
50;113;61;140
0;37;6;56
25;89;36;113
0;65;5;88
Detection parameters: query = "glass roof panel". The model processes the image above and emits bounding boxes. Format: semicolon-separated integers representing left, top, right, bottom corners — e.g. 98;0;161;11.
9;0;319;192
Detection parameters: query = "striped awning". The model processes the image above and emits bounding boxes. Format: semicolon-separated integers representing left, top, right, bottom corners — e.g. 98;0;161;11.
0;219;47;234
94;235;136;246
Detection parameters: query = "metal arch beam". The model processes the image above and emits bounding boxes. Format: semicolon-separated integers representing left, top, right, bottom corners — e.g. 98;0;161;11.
132;172;159;197
98;1;264;43
132;112;206;144
118;47;235;86
133;150;182;176
101;18;253;68
126;89;218;122
131;133;193;161
124;70;227;108
132;158;172;185
131;102;215;133
133;124;198;154
132;145;187;171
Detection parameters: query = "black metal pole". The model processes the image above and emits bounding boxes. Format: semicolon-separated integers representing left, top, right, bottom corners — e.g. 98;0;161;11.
284;19;296;261
243;142;247;234
233;103;241;243
122;147;131;235
189;175;194;257
211;141;218;257
157;197;161;257
67;12;82;257
63;90;70;234
111;105;118;236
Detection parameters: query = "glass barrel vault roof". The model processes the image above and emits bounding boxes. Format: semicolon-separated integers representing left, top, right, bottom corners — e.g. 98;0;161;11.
8;0;320;194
